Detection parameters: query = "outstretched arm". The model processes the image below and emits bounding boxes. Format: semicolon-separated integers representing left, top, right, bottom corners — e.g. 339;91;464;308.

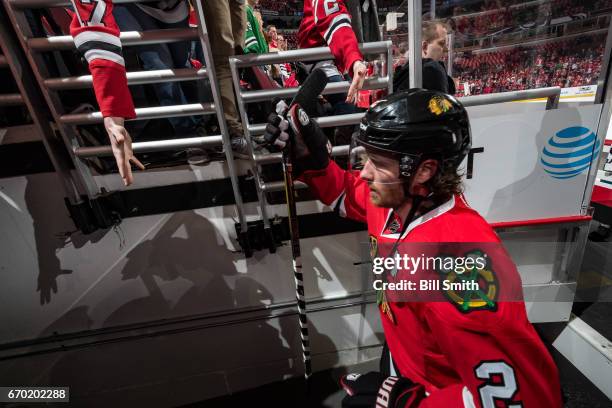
310;0;365;104
69;0;143;185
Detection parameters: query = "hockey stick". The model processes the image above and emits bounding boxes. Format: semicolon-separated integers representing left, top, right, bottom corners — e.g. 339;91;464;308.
283;68;329;382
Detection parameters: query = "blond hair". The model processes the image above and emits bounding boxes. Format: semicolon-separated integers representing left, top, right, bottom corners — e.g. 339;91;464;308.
422;21;449;43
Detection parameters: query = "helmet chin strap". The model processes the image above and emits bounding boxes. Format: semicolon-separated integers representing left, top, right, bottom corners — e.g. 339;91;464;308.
384;194;425;261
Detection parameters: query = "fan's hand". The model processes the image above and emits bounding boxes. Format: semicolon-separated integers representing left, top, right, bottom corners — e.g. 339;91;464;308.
346;60;367;104
103;117;145;186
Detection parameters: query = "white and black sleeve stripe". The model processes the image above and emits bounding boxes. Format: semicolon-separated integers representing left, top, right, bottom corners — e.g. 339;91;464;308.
73;30;125;66
323;13;352;45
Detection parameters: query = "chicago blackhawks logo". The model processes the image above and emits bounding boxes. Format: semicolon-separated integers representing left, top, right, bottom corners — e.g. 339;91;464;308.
436;250;498;313
428;95;453;116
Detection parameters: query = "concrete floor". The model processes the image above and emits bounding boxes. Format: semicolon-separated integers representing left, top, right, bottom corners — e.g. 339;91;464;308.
184;230;612;408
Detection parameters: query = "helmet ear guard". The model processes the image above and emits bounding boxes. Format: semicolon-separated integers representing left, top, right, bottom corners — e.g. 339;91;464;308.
399;155;418;178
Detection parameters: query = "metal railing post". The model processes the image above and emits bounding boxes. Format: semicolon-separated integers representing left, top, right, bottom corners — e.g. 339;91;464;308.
408;0;422;88
190;0;249;248
228;57;274;247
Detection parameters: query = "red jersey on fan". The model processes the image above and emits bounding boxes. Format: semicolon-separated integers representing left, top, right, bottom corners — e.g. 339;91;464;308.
298;0;363;74
69;0;135;119
299;160;563;408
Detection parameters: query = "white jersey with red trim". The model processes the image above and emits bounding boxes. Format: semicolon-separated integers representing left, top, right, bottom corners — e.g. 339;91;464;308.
299;160;563;408
298;0;363;75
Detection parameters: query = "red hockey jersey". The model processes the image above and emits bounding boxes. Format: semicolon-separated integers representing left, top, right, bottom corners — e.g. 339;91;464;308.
300;160;563;408
70;0;136;119
298;0;363;74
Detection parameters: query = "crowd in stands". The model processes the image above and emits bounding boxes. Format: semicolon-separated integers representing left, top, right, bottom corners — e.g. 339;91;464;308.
451;0;592;39
596;0;612;12
454;35;605;95
438;0;542;18
258;0;303;16
278;31;298;49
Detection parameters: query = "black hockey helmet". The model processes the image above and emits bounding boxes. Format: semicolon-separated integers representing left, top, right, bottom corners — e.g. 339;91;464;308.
353;89;471;177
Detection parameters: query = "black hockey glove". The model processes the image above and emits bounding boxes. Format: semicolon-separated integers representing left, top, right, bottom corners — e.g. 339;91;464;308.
258;100;292;152
259;100;331;176
340;372;426;408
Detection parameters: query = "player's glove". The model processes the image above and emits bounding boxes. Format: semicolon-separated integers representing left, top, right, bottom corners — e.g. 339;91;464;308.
259;100;331;176
340;372;426;408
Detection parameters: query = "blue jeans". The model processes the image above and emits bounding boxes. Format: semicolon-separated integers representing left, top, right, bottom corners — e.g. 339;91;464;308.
113;4;199;135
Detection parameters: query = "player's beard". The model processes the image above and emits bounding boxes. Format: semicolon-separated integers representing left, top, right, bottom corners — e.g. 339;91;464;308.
368;182;406;208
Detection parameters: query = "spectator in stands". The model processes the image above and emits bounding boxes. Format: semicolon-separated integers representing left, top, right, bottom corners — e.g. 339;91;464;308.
277;34;293;85
394;21;456;94
200;0;250;156
267;25;279;50
245;0;268;54
453;35;604;96
112;3;211;164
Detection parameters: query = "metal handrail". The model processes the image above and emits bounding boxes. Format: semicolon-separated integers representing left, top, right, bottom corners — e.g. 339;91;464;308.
232;41;392;68
241;77;388;103
248;87;562;136
75;135;223;158
0;93;24;106
255;145;349;165
28;28;198;52
255;86;563;176
60;103;215;125
249;113;365;136
461;86;561;108
45;68;207;91
262;180;308;193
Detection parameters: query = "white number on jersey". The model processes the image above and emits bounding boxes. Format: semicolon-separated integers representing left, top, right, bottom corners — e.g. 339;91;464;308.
79;0;107;27
474;361;523;408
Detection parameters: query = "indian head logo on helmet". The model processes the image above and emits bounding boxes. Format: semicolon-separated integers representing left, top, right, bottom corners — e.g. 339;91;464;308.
428;95;453;116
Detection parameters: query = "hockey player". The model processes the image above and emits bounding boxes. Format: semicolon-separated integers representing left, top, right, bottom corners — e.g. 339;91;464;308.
298;0;367;104
261;89;563;407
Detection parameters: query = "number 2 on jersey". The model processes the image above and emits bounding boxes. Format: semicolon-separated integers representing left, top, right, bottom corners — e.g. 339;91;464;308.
475;361;523;408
